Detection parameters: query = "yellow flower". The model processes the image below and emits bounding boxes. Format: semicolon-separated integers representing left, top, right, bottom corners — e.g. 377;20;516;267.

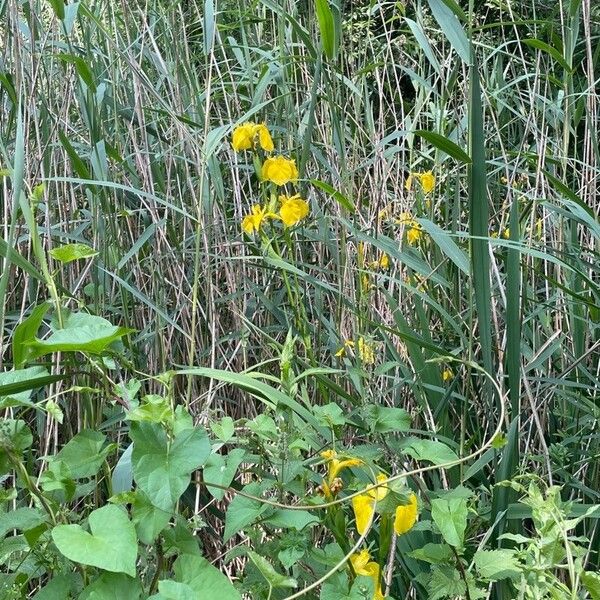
320;449;362;484
442;368;453;382
231;122;256;151
241;204;275;235
261;156;298;186
370;253;389;270
279;194;309;226
352;494;375;535
394;493;418;535
358;337;375;365
351;474;390;535
503;228;510;239
335;340;355;358
406;220;423;245
349;551;384;600
419;171;435;194
231;122;274;152
256;123;274;152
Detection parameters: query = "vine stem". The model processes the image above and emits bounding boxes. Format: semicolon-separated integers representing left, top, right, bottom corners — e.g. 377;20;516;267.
201;360;506;512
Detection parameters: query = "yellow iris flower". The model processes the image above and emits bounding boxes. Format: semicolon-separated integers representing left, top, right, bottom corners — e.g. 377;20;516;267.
279;194;309;226
349;550;385;600
231;122;274;152
320;449;362;484
396;212;423;245
442;368;453;382
261;156;298;186
393;492;418;535
352;474;390;535
241;204;277;235
405;170;435;194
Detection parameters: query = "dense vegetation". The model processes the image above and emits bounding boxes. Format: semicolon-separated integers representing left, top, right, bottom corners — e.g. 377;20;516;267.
0;0;599;598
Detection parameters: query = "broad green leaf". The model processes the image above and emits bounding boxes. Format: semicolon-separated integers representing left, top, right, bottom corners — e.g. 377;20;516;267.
427;565;467;600
79;573;143;600
51;505;137;576
365;405;411;433
313;402;347;427
130;421;211;511
49;243;98;264
156;581;197;599
53;429;112;479
160;554;241;600
204;448;245;501
431;496;468;547
32;574;78;600
401;438;459;465
0;507;46;539
127;395;174;424
210;416;235;442
582;571;600;600
0;366;48;407
224;481;272;542
408;543;454;564
248;550;298;589
131;491;172;545
413;130;471;164
112;442;134;494
263;509;319;530
25;312;132;358
473;549;521;581
12;302;51;367
48;0;65;19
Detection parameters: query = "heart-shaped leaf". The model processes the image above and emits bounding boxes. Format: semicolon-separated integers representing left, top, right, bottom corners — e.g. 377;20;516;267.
51;505;137;576
130;421;211;511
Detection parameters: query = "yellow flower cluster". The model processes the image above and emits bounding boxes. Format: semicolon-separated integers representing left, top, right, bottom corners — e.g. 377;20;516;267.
351;475;419;538
405;170;435;194
233;122;310;235
349;550;385;600
231;122;274;152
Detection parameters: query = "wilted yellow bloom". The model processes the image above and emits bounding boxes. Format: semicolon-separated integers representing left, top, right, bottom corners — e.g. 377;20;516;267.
320;449;362;484
369;253;389;270
261;156;298;186
442;368;453;382
241;204;276;235
503;228;510;239
358;337;375;364
419;171;435;194
405;174;413;191
394;493;418;535
279;194;309;226
349;550;384;600
231;122;274;152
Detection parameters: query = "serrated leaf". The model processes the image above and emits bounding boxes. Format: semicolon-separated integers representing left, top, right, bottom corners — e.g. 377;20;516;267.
473;549;521;581
408;543;453;565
